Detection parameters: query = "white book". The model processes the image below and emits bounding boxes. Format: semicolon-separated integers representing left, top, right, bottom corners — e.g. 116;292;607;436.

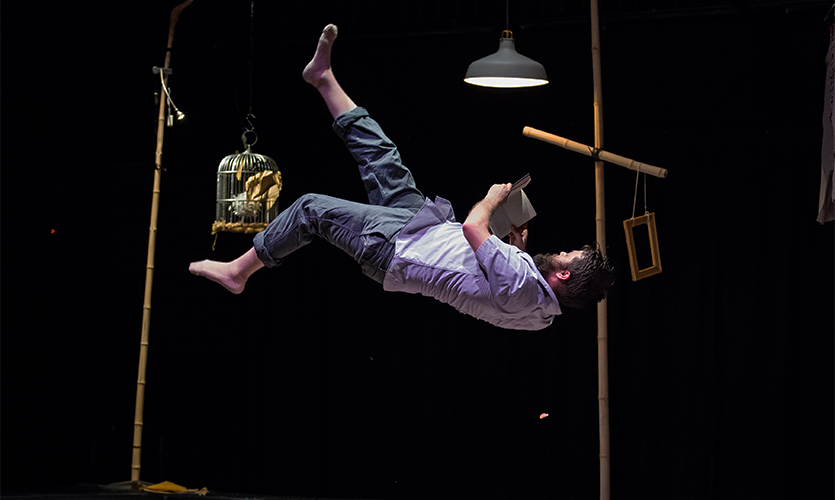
489;174;536;239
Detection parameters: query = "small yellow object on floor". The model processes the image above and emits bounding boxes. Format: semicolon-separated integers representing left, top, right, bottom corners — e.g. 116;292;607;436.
143;481;209;496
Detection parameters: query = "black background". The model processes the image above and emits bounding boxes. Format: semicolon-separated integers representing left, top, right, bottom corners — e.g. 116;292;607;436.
2;1;833;498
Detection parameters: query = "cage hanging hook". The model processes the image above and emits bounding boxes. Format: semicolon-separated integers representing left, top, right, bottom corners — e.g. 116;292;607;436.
242;129;258;150
242;113;258;149
245;112;256;132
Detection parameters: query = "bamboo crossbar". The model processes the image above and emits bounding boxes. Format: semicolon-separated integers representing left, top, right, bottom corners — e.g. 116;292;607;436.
522;127;668;179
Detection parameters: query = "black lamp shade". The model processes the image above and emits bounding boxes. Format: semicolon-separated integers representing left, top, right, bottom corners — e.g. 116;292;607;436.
465;34;548;88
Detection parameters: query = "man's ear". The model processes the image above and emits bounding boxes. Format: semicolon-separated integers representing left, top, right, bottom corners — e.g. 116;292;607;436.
547;270;570;290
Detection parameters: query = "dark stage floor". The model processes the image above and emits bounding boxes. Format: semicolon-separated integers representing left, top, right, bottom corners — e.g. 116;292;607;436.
0;483;381;500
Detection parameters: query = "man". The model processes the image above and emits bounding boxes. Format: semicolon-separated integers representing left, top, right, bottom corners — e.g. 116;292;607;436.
189;24;614;331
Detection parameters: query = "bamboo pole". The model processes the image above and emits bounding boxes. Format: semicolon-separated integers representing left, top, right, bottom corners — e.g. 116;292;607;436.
523;7;668;498
132;0;193;488
521;127;668;179
590;0;610;498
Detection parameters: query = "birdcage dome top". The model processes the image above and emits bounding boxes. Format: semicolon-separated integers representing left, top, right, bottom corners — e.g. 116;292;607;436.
217;131;277;173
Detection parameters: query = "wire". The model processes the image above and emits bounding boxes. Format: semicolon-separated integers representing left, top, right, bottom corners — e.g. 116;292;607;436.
248;0;255;119
159;70;183;119
631;169;648;220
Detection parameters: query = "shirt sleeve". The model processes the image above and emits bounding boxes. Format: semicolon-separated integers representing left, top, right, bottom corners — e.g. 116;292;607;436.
474;234;540;303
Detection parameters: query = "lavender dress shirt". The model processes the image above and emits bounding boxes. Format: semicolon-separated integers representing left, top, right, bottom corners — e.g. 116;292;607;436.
383;196;561;331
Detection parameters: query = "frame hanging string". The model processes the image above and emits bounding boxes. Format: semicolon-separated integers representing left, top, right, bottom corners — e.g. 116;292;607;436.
631;168;648;219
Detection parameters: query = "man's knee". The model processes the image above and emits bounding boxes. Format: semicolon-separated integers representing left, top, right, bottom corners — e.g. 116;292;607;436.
293;193;330;215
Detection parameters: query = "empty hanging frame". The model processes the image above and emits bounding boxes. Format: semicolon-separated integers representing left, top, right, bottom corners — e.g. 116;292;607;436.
623;213;662;281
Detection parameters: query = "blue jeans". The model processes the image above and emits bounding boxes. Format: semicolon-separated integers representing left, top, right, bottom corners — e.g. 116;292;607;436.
253;107;425;283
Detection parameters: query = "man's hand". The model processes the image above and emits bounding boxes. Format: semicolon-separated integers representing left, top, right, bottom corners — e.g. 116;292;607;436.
462;183;513;253
508;223;528;252
485;183;513;207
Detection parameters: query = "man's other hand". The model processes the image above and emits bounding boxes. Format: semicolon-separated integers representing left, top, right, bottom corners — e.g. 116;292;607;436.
508;223;528;252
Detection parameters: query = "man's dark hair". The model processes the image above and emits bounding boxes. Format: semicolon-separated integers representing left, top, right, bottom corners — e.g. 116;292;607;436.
534;244;615;310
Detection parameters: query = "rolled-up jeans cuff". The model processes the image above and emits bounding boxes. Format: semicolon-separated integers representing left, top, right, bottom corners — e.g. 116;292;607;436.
252;231;280;268
332;106;370;139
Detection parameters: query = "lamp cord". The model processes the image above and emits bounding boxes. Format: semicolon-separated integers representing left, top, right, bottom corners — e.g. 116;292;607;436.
159;70;180;116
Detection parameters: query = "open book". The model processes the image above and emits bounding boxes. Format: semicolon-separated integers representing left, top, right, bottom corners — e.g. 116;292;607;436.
489;174;537;239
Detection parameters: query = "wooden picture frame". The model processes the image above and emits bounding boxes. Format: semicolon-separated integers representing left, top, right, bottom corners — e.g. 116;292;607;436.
623;212;662;281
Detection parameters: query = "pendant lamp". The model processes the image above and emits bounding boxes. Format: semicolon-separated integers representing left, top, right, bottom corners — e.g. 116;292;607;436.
464;30;548;88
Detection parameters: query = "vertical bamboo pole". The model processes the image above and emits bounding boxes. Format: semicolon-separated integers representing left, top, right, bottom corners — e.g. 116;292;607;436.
590;0;611;499
132;0;193;488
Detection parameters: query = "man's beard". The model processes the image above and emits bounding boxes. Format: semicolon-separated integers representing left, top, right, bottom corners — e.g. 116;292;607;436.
533;253;562;276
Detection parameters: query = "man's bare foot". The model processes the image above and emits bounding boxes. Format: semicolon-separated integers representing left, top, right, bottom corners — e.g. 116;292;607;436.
302;24;338;87
189;260;248;295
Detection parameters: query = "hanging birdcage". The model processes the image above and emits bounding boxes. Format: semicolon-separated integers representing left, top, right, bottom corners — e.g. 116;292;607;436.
212;131;282;235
